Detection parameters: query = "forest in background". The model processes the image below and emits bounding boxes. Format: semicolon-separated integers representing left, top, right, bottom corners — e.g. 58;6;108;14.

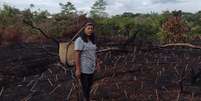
0;0;201;46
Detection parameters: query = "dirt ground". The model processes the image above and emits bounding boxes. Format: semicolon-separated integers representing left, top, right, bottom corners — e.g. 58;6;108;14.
0;41;201;101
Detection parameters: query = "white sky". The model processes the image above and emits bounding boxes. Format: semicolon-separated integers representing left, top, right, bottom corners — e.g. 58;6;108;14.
0;0;201;15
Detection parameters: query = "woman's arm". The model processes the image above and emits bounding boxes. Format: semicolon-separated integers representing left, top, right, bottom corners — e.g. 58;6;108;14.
75;50;81;79
96;57;101;72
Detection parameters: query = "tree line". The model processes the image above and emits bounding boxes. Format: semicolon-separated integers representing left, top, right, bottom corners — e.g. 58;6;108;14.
0;0;201;45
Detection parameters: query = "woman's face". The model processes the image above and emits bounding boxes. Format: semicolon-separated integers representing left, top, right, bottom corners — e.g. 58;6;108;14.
84;25;94;37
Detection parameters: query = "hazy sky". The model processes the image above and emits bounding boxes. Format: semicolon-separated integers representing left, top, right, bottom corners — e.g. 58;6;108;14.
0;0;201;15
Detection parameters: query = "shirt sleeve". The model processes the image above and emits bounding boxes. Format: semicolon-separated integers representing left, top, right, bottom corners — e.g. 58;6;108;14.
74;37;84;50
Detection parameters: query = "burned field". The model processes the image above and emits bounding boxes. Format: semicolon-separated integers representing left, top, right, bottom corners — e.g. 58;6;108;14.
0;39;201;101
91;45;201;101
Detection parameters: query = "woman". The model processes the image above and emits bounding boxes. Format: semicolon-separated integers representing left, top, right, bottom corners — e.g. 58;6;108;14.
74;22;100;101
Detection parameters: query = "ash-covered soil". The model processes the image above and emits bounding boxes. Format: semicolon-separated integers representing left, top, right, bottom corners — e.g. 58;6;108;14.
0;41;201;101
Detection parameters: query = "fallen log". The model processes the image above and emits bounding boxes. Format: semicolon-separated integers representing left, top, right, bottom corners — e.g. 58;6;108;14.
161;43;201;49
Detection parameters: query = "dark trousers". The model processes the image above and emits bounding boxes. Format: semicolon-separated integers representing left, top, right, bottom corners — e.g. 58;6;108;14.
80;73;94;101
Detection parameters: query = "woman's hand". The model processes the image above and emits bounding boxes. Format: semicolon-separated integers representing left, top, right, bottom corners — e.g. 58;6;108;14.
96;63;100;72
75;50;81;79
75;68;81;79
96;58;102;72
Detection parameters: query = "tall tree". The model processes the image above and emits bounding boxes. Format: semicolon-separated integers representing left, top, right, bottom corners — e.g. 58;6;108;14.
30;4;35;8
90;0;107;18
59;2;76;15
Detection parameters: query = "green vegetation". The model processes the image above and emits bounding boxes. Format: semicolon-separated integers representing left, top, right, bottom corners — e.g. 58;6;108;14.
0;0;201;45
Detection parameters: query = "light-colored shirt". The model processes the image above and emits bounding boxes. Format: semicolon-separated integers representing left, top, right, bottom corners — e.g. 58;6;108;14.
74;37;97;74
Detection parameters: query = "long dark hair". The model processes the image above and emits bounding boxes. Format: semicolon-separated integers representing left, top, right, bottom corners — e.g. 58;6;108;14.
79;22;96;44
